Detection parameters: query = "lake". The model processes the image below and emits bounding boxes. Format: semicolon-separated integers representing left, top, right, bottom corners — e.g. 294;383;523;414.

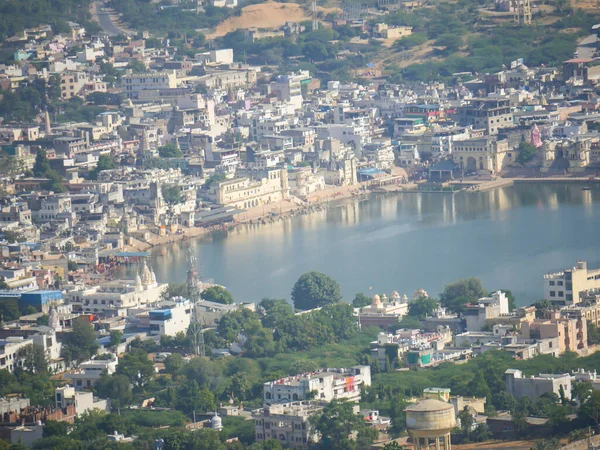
138;183;600;307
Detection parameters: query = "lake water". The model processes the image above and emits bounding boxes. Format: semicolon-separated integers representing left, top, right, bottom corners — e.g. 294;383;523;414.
139;183;600;307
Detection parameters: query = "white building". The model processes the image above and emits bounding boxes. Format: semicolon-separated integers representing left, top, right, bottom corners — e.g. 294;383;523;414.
253;401;323;450
263;365;371;405
65;354;118;390
196;49;234;65
64;262;165;314
0;337;35;372
121;71;178;99
505;369;572;401
55;385;108;415
149;299;193;336
464;291;509;331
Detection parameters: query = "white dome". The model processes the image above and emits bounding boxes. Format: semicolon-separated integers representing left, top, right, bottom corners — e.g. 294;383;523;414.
372;294;381;302
211;414;223;430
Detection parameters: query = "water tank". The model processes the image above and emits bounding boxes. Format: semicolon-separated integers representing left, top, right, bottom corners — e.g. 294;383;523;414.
405;399;456;434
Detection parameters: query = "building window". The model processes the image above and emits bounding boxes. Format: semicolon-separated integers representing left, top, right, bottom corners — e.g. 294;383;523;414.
550;291;556;297
549;281;555;286
558;281;563;286
558;291;564;297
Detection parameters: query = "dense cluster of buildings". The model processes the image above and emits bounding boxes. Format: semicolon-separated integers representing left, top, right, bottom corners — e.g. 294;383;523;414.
1;11;600;450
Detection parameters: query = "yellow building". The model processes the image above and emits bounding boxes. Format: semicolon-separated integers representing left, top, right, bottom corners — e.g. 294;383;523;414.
215;168;288;209
452;137;512;174
544;261;600;306
60;72;88;100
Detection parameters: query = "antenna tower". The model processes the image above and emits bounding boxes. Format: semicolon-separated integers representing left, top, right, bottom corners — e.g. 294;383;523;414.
187;248;205;357
312;0;319;30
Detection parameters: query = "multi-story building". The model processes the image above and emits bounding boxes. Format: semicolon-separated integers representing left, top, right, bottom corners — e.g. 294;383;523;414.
452;137;512;174
543;261;600;306
363;141;395;170
215;168;288;209
0;337;35;372
121;71;178;99
252;401;323;450
55;386;108;416
263;366;371;405
464;291;509;331
370;327;453;370
59;72;88;100
505;369;571;400
455;98;514;135
520;312;587;355
149;300;193;336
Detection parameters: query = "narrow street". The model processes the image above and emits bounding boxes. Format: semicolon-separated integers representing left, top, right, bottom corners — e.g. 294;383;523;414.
91;0;129;36
577;33;597;59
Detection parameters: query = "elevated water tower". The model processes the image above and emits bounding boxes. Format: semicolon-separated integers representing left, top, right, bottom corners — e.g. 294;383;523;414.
405;399;456;450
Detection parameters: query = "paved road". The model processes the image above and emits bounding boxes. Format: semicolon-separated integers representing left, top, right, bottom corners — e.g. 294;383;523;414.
93;0;126;36
577;34;598;59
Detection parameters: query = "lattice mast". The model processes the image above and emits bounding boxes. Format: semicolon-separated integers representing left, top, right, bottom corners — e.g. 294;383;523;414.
187;248;205;357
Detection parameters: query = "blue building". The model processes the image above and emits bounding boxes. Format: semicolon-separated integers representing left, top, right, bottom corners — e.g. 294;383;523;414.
20;291;63;313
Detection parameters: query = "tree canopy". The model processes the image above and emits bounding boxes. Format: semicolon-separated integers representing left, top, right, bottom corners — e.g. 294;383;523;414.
202;286;234;304
158;143;183;158
439;278;486;314
291;272;342;311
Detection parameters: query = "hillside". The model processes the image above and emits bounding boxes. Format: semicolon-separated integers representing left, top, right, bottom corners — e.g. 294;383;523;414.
207;1;312;38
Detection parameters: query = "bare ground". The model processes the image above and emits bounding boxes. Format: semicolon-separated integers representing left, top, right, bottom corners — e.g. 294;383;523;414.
207;1;312;38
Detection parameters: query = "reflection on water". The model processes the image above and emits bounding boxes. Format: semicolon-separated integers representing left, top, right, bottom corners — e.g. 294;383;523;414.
122;183;600;306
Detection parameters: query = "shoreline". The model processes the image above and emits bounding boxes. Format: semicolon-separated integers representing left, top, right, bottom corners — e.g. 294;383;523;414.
127;174;599;253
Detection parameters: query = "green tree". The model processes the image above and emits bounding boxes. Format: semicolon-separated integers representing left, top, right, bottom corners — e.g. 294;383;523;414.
158;143;183;158
588;321;600;345
202;286;234;305
579;389;600;426
0;277;8;290
116;349;155;388
42;170;66;193
394;316;422;330
439;278;486;314
493;391;517;411
534;299;552;318
161;282;188;300
164;353;185;378
458;406;474;441
42;420;68;437
311;399;373;449
94;374;133;409
407;296;438;320
33;149;51;177
61;317;99;363
466;371;491;400
181;357;226;394
291;271;342;311
67;260;78;271
352;292;371;308
17;344;48;373
109;330;123;350
258;298;294;328
89;154;116;180
243;321;276;357
517;142;537;164
126;59;147;73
